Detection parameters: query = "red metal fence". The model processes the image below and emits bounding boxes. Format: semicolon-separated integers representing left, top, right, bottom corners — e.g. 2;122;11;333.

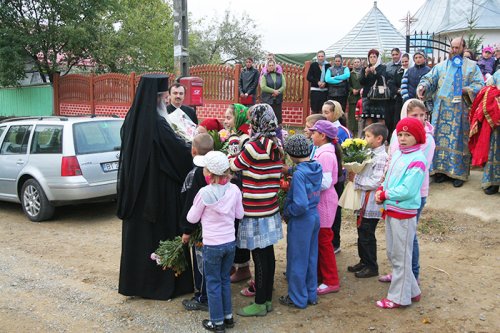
54;62;312;125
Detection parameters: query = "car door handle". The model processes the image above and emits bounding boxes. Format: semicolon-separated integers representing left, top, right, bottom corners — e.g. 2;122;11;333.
16;159;25;166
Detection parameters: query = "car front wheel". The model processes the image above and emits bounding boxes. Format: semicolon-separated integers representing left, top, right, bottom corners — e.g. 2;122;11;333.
21;179;55;222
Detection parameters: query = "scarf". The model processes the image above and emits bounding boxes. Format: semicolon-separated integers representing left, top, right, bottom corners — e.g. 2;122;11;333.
232;103;250;135
399;144;422;154
249;103;283;160
468;85;500;166
451;56;464;102
352;64;363;76
319;61;326;82
250;103;278;140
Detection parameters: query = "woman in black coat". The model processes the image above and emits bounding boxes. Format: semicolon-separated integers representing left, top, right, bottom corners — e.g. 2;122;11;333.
359;49;388;126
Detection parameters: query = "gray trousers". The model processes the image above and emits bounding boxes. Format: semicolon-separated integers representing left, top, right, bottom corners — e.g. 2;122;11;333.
385;216;421;305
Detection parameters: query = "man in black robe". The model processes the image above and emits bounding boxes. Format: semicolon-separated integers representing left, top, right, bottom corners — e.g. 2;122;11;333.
117;74;195;300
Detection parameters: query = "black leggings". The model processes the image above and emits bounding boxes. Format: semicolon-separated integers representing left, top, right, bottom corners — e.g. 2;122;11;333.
251;245;275;304
332;178;344;248
234;219;251;265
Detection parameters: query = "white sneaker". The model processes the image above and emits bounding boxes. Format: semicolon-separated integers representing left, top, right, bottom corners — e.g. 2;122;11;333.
334;247;341;254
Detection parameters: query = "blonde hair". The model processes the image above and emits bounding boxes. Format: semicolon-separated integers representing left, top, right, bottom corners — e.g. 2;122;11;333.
324;100;344;121
306;114;326;125
205;168;232;184
406;99;427;114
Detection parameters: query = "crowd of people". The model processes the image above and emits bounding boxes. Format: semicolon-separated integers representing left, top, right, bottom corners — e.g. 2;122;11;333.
116;40;499;332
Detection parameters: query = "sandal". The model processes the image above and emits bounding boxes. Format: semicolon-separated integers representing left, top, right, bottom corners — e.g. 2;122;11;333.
411;294;421;302
378;274;392;283
376;298;402;309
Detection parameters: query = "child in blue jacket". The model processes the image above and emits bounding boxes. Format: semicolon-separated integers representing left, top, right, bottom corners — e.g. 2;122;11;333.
375;117;426;309
279;134;322;309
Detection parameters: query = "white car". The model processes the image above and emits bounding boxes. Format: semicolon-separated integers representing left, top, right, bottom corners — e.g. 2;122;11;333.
0;116;123;221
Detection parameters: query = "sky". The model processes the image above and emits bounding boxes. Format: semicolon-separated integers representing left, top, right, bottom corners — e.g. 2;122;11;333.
187;0;426;54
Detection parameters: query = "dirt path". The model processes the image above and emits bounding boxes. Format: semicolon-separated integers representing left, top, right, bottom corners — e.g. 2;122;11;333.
0;170;498;332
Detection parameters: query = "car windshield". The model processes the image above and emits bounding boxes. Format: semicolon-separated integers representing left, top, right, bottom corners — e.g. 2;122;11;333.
73;120;122;155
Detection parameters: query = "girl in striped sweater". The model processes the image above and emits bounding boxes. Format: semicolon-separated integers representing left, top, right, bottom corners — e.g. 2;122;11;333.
230;103;284;317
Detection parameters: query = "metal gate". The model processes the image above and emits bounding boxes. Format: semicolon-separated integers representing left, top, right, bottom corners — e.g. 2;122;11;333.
406;31;451;66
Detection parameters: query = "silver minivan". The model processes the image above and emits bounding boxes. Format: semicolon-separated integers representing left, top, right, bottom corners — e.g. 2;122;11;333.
0;116;123;221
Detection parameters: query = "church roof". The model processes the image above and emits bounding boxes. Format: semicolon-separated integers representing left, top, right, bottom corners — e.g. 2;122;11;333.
324;1;406;59
409;0;500;34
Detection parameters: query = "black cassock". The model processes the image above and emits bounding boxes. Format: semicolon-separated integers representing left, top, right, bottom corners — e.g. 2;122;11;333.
117;75;194;300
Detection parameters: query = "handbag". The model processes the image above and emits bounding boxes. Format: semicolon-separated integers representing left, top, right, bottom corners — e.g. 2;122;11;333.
240;94;253;104
367;76;390;100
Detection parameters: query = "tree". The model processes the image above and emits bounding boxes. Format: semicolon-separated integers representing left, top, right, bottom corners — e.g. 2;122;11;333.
465;0;484;56
0;0;114;85
188;9;263;65
93;0;174;73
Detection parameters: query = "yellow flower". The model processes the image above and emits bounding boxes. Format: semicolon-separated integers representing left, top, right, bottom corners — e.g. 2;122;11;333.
341;139;354;148
353;138;367;147
289;129;296;135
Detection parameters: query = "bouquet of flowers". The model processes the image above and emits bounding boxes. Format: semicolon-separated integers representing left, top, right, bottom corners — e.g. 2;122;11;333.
208;129;230;154
151;226;202;276
338;138;373;210
166;108;198;143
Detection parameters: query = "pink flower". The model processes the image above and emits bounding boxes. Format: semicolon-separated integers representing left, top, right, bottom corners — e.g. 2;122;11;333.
219;129;230;142
150;253;161;264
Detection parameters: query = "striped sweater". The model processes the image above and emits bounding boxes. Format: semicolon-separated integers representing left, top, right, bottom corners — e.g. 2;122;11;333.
230;137;282;217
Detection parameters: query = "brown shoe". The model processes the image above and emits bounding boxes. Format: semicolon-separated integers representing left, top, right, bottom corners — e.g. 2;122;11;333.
230;266;251;283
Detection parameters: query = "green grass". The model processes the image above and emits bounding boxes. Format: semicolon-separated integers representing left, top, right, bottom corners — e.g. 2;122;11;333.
418;216;448;235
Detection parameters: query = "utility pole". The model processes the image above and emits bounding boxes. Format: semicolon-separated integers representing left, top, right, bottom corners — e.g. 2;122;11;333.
173;0;188;78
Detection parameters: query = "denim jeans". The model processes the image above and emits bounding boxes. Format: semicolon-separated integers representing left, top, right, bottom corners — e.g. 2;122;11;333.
413;197;427;280
192;244;207;303
203;241;236;322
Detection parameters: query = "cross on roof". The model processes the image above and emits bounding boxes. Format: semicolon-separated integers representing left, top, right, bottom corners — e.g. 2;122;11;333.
400;11;418;36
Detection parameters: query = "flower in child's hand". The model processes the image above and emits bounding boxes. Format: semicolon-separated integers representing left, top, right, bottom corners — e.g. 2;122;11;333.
219;129;230;142
341;140;352;149
150;253;162;265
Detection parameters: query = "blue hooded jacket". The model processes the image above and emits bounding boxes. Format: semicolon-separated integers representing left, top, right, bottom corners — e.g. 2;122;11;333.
283;160;322;219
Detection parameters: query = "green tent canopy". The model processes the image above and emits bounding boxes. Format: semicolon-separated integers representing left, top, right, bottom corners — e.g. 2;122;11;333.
274;53;316;66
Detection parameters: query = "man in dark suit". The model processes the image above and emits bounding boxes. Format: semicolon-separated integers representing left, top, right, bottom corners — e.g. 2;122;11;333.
167;82;198;124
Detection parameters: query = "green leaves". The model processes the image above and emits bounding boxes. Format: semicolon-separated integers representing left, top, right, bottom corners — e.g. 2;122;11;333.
0;0;114;85
188;9;263;65
94;0;174;73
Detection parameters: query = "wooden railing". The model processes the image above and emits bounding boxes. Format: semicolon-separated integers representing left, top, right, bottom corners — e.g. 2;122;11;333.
54;62;312;115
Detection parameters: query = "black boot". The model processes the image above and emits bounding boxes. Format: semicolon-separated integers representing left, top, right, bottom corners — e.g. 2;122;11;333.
484;185;499;195
434;173;448;183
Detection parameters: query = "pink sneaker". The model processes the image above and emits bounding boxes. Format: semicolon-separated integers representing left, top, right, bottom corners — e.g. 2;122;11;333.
378;274;392;283
240;287;256;297
316;284;340;295
376;298;402;309
240;280;256;297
